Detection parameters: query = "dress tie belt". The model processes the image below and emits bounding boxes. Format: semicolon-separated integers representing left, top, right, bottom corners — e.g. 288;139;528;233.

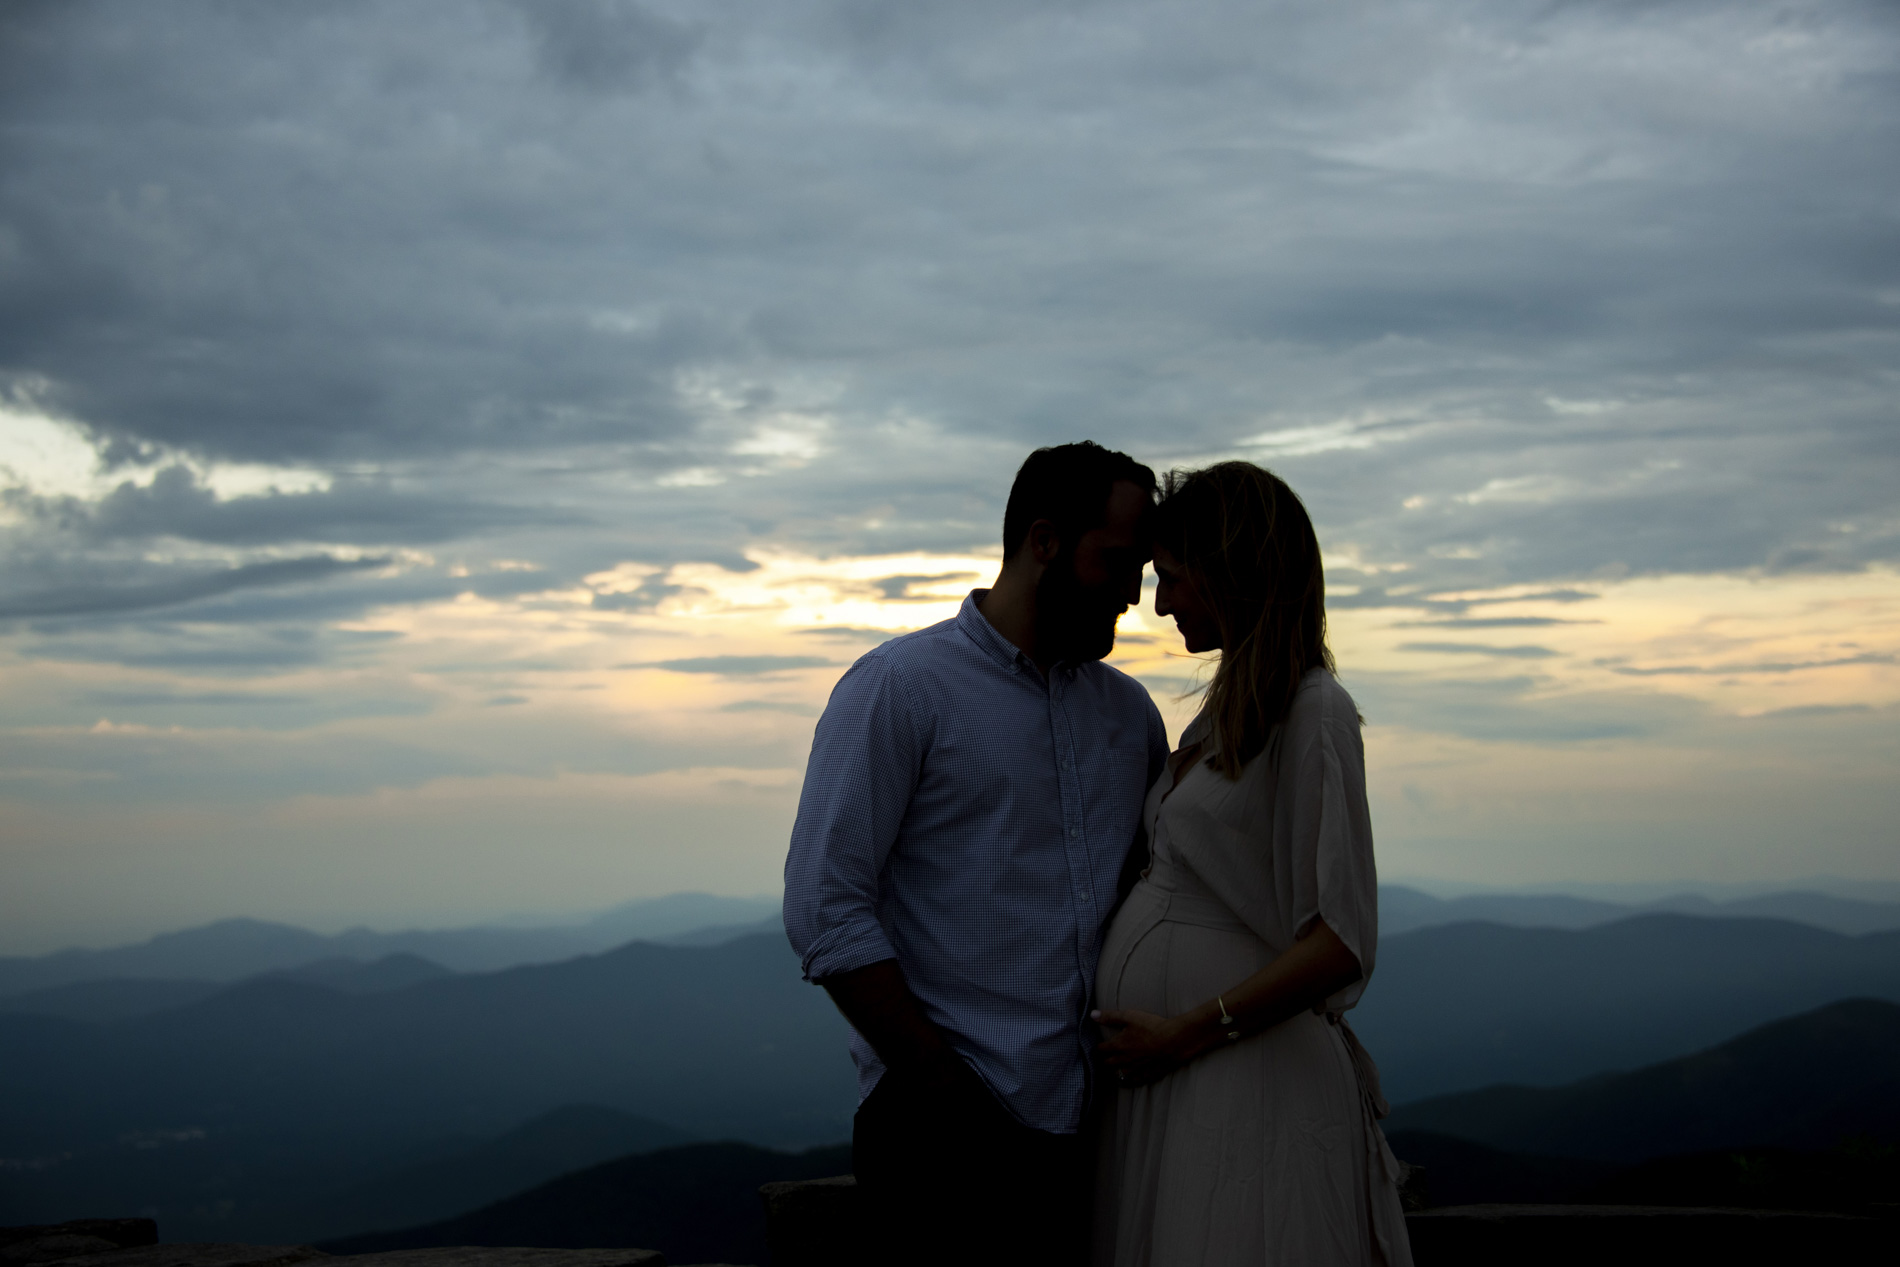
1321;1008;1390;1118
1323;1009;1404;1187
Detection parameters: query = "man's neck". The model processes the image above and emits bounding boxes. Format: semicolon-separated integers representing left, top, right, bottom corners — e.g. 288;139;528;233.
977;568;1053;675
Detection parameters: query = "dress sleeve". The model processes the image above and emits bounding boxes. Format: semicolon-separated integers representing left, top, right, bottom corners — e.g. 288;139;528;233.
782;650;923;983
1282;679;1380;1012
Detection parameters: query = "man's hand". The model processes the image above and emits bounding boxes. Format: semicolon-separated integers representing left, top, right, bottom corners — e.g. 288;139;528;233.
818;958;978;1094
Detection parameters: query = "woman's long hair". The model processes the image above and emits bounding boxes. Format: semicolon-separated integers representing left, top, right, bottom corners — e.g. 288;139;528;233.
1153;461;1334;778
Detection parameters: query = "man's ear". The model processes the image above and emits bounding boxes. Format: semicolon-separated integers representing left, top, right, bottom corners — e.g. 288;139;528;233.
1025;518;1063;567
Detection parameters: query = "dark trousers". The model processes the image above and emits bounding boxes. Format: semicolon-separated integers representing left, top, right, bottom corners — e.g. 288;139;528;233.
853;1069;1091;1267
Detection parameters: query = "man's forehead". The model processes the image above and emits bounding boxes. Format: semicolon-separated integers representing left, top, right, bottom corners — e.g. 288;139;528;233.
1093;479;1153;544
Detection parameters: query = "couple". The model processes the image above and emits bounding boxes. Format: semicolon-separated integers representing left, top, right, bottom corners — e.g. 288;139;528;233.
783;443;1412;1267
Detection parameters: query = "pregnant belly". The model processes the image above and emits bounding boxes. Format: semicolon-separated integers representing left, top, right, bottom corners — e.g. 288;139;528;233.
1098;887;1277;1016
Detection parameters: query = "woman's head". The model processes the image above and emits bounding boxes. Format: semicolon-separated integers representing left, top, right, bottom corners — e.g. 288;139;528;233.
1151;461;1333;777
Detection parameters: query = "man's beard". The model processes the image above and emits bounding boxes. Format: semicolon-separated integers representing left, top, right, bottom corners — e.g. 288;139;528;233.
1035;553;1126;664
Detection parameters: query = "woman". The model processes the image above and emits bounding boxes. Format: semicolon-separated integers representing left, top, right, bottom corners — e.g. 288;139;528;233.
1092;462;1411;1267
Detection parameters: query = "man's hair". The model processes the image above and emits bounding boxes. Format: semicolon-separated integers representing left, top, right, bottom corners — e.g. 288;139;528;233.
1001;441;1157;558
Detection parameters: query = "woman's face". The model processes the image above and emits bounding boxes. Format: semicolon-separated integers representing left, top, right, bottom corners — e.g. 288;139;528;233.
1152;543;1221;653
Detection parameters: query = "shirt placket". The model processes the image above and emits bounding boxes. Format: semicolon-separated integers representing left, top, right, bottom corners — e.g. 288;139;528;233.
1047;671;1096;972
1048;668;1103;1120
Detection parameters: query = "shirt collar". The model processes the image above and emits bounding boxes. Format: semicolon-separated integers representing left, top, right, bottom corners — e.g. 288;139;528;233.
957;589;1038;675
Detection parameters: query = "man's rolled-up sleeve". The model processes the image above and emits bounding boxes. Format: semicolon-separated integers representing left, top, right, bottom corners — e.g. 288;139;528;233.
782;650;923;983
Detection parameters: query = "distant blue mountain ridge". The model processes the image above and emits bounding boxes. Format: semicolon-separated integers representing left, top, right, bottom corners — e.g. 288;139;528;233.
3;886;1895;1003
0;892;787;997
2;910;1897;1243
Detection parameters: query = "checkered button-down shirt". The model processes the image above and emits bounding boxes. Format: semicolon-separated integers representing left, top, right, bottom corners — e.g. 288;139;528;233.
784;590;1169;1133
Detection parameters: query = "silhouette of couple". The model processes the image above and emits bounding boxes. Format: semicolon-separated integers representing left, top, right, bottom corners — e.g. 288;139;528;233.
785;443;1411;1267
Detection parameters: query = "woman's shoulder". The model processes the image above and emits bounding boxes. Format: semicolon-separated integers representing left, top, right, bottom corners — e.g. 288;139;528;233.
1292;668;1352;718
1282;668;1362;748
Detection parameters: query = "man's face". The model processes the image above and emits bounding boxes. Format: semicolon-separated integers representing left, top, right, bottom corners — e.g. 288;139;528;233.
1037;479;1152;663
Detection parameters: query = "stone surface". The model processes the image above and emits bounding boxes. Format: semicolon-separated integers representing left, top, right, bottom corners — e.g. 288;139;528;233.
758;1176;859;1267
1;1238;127;1266
334;1250;663;1267
33;1245;324;1267
1;1222;160;1266
759;1176;1896;1267
1406;1203;1886;1266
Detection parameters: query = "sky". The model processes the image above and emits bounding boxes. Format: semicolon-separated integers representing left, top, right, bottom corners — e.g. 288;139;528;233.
1;0;1897;954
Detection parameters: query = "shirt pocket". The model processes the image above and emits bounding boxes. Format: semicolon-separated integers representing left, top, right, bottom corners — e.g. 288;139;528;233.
1088;747;1155;846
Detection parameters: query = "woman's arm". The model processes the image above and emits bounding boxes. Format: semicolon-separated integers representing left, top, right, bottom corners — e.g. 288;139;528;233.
1093;916;1362;1087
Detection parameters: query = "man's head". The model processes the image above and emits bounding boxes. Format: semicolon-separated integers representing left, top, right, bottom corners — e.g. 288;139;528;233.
1001;442;1156;663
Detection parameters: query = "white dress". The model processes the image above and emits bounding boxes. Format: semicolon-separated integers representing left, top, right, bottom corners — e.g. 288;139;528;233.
1093;669;1412;1267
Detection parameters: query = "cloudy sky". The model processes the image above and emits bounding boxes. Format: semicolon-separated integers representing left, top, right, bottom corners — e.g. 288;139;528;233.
2;0;1896;952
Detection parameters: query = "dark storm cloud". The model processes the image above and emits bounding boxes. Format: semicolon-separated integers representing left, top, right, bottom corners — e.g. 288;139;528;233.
0;0;1895;671
867;573;980;601
1394;617;1597;629
82;690;308;707
13;465;564;546
0;554;388;620
641;655;837;676
519;0;703;93
75;686;431;730
1397;641;1561;659
793;626;900;644
590;573;684;613
1344;671;1699;744
23;627;395;675
1605;652;1895;677
720;699;819;715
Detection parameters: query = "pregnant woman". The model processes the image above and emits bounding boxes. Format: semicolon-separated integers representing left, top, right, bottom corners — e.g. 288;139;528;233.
1092;461;1412;1267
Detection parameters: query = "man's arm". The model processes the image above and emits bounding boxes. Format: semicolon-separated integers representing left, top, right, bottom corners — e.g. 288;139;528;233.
785;655;978;1091
818;959;979;1094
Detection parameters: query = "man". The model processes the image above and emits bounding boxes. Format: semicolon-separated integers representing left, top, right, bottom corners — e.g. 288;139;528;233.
783;442;1171;1266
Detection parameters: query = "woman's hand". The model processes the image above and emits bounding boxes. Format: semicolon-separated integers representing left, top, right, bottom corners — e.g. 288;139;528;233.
1092;1007;1213;1088
1092;921;1363;1091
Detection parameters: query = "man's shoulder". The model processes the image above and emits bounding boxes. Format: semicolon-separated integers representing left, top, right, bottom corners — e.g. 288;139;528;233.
838;615;967;680
1078;658;1162;718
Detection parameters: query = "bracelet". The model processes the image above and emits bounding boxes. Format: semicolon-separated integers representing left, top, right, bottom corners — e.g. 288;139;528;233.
1217;996;1240;1042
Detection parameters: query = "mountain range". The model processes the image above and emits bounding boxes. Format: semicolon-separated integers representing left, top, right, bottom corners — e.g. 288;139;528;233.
3;911;1899;1243
1385;996;1900;1160
319;1001;1900;1262
1385;997;1900;1210
319;1142;855;1266
1350;915;1900;1101
0;893;784;996
1379;886;1900;937
5;887;1897;1007
301;1104;695;1239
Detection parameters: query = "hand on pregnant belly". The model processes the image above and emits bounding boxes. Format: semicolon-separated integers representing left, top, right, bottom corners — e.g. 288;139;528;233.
1092;1007;1215;1088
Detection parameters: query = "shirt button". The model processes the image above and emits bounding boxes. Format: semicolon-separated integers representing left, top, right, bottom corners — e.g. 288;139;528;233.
1078;890;1091;902
1069;827;1080;838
